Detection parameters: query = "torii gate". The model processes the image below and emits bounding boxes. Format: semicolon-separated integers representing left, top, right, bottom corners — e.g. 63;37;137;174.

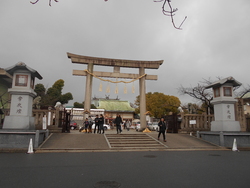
67;52;163;130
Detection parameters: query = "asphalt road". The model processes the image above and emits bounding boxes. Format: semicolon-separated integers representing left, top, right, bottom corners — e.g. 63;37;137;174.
0;150;249;188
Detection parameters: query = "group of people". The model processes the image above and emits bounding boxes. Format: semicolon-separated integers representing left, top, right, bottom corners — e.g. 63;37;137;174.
82;114;105;134
81;114;167;142
81;114;132;134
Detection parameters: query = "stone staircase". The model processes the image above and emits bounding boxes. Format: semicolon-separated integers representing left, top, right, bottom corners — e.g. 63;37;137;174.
105;134;168;150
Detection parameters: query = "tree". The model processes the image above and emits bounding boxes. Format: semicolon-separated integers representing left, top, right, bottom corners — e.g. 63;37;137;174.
34;79;73;108
73;102;84;108
135;92;181;118
154;0;187;30
178;83;214;115
34;83;46;97
178;77;250;115
236;84;250;99
73;101;97;109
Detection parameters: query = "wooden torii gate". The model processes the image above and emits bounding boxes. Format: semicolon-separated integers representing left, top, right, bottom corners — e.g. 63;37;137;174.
67;52;163;130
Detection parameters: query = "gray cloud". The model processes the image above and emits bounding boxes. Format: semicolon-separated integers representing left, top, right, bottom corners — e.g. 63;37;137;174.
1;0;249;106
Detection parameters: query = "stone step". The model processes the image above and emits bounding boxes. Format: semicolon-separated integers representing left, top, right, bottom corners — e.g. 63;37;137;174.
111;145;165;148
105;134;148;137
109;141;158;144
106;136;150;139
108;139;154;141
111;146;167;150
105;133;167;150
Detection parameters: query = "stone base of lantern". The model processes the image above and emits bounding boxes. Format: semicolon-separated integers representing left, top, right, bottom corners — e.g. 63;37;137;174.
198;131;250;148
211;120;241;132
0;129;49;149
3;115;35;130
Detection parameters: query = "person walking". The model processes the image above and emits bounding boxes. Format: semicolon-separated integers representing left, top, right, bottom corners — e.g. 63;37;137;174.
98;114;105;134
94;115;100;134
88;115;93;133
125;119;131;131
114;114;123;134
158;118;167;142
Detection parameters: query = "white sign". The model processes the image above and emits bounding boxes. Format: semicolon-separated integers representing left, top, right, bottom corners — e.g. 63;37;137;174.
43;116;47;130
47;112;51;125
189;120;196;124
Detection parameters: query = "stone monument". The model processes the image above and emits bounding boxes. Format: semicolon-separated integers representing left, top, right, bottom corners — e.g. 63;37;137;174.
198;77;250;148
0;62;48;149
3;62;42;129
205;76;241;132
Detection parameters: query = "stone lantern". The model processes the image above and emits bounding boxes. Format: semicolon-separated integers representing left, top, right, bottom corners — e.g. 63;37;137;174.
205;76;241;132
3;62;42;130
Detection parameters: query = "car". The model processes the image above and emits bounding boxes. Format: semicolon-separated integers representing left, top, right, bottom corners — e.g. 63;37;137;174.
135;122;140;131
70;120;78;130
147;122;159;131
92;124;111;130
152;122;159;131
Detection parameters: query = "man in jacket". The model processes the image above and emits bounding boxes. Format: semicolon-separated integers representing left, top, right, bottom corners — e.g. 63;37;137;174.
98;114;105;134
158;118;167;142
94;115;100;134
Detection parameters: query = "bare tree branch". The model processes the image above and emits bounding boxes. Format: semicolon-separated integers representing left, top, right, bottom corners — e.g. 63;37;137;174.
30;0;187;29
236;84;250;98
178;83;214;114
30;0;58;6
154;0;187;30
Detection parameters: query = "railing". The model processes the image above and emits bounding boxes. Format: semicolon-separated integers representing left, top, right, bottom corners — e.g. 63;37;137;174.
180;113;214;132
32;109;56;129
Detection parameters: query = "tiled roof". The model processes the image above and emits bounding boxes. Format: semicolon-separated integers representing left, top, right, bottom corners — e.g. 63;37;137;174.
97;99;135;112
242;92;250;99
205;76;241;89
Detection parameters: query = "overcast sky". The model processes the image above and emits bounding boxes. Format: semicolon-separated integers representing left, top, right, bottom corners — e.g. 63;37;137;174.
1;0;250;106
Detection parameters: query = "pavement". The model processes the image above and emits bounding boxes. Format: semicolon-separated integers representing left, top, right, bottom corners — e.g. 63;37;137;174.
36;129;226;153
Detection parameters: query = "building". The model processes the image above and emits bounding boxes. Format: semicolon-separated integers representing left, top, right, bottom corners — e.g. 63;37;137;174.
65;108;104;121
96;99;135;124
242;92;250;115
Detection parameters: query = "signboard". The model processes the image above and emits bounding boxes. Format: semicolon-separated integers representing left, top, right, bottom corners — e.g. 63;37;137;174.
43;116;47;130
189;120;196;125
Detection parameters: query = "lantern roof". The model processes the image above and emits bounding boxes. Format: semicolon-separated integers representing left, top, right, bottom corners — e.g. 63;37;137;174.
205;76;241;89
5;62;42;79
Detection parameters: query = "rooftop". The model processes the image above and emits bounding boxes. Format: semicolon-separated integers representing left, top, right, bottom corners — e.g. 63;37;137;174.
97;99;135;112
205;76;242;89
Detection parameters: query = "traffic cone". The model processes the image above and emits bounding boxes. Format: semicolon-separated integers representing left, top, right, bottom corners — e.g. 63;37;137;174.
143;128;151;133
27;138;34;154
232;138;239;152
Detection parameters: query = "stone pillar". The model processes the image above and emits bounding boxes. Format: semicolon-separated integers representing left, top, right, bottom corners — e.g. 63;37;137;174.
139;67;146;130
84;63;93;119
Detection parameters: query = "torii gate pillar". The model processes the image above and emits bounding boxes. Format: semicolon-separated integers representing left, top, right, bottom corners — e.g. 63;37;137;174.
84;63;93;119
139;67;146;130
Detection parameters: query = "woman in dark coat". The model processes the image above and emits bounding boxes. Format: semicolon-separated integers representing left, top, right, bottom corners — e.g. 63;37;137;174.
158;118;167;142
99;114;105;134
114;114;123;134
